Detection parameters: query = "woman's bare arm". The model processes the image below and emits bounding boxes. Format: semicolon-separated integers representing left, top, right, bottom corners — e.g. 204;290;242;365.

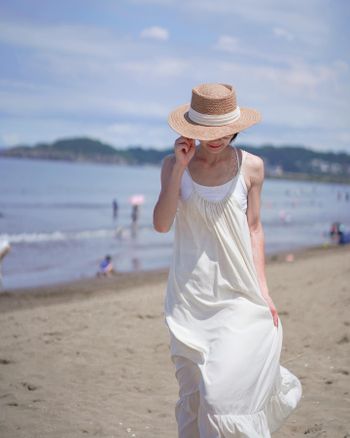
246;154;269;298
246;154;279;327
153;155;185;233
247;154;278;327
153;137;196;233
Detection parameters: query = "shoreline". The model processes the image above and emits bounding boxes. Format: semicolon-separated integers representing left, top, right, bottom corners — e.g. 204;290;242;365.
0;241;344;314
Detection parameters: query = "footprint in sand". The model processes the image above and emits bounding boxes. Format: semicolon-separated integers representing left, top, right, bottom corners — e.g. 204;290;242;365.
21;382;39;391
337;334;349;344
43;331;64;337
0;358;14;365
336;369;349;375
42;331;63;343
136;313;159;319
304;423;324;434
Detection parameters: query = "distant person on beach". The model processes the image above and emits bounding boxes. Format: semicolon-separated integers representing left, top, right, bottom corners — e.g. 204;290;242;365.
329;222;350;245
0;239;11;289
96;255;115;277
128;195;144;238
112;199;119;219
131;204;140;238
153;82;302;436
131;204;139;224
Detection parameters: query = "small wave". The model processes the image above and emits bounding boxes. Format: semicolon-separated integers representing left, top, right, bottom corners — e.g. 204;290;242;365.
1;228;116;243
0;224;164;244
0;202;108;209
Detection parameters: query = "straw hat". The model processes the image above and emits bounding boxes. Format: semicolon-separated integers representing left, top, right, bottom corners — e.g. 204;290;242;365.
168;83;261;141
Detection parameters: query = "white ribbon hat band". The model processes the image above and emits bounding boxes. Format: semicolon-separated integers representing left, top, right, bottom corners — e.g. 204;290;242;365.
188;106;241;126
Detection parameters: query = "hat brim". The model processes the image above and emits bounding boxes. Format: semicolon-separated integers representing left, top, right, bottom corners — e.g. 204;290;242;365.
168;103;262;141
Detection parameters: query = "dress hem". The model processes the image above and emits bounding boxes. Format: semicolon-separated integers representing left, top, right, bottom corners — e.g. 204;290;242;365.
175;364;302;437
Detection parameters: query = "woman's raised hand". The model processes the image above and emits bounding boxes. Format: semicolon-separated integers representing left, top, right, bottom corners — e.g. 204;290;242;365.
174;136;196;168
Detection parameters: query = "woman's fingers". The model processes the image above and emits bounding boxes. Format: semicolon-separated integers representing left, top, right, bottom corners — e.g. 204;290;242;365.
176;136;194;145
175;136;195;154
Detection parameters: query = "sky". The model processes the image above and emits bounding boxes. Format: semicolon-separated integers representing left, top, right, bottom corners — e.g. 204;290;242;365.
0;0;349;153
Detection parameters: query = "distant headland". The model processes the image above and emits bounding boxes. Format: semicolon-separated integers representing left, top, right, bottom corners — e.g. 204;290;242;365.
0;137;349;184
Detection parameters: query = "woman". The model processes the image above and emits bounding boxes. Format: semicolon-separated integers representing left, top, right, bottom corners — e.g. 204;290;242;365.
153;83;302;437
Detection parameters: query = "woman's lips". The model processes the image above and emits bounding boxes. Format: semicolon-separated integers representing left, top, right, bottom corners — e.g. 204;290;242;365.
208;143;222;148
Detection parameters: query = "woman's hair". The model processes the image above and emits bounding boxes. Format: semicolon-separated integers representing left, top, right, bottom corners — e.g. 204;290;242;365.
230;133;239;143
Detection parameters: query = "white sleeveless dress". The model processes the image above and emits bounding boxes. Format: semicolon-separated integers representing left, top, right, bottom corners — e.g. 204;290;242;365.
164;147;302;437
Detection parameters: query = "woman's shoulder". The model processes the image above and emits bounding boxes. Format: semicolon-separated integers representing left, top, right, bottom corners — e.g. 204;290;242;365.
237;148;265;191
239;148;264;171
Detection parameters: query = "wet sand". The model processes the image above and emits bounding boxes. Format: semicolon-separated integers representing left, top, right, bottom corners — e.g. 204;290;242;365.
0;243;349;437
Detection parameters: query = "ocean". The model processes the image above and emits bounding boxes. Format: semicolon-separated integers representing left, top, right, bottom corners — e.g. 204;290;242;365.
0;156;349;291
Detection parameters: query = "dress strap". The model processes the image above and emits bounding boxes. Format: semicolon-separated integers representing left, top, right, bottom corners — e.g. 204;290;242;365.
227;146;241;191
239;149;246;175
233;146;241;175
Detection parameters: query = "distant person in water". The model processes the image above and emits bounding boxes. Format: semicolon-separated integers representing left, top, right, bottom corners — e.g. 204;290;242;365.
329;222;350;245
96;254;115;277
112;199;119;219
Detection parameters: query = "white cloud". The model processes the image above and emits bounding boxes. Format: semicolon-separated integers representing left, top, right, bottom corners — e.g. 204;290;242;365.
132;0;330;47
336;131;350;146
140;26;169;41
105;122;171;147
216;58;348;98
0;20;123;57
1;132;21;147
211;36;304;67
273;27;295;42
0;86;168;119
0;21;183;84
118;57;187;77
213;35;239;53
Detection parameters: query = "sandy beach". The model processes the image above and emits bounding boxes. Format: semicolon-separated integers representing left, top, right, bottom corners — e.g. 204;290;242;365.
0;243;349;437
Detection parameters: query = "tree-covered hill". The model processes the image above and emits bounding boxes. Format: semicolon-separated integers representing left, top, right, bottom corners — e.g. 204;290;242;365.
0;138;125;163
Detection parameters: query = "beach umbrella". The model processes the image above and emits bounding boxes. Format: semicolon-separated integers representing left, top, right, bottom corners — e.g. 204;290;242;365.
129;194;145;205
